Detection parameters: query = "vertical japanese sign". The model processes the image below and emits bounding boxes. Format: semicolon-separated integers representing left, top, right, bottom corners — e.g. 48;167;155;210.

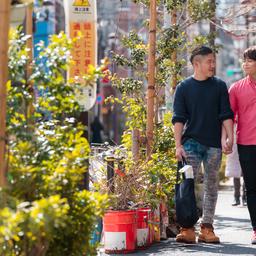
64;0;97;111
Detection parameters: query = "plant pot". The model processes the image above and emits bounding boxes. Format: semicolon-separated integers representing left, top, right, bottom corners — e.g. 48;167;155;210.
153;206;161;242
90;218;103;245
149;210;154;244
149;206;160;243
136;208;151;249
103;209;137;254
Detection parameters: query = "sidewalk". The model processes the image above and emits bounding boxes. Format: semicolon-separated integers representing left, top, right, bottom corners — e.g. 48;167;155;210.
99;183;256;255
219;177;234;191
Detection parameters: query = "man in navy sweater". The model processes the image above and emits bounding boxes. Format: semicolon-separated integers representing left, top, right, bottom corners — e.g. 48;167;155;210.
172;46;233;244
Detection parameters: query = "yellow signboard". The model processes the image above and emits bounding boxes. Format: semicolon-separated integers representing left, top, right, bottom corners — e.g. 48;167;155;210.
64;0;97;111
73;0;90;7
70;21;96;77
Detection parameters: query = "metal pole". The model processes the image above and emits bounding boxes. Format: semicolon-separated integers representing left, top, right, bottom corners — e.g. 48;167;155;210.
79;111;90;190
105;156;115;193
146;0;156;158
0;0;11;187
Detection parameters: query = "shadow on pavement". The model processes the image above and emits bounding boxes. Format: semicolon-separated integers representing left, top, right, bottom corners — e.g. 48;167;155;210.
215;215;252;232
122;239;256;255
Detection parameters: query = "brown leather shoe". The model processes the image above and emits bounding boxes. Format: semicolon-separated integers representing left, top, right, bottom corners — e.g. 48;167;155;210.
176;227;196;244
198;223;220;243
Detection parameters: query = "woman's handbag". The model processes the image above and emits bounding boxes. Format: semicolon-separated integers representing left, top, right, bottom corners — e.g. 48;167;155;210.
175;160;199;228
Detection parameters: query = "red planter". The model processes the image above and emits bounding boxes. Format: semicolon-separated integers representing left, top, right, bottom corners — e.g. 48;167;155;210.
149;210;154;244
103;210;137;254
136;208;151;249
148;207;160;243
153;207;161;242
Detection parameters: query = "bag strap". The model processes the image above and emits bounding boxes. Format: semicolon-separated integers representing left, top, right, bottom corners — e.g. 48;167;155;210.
176;157;187;184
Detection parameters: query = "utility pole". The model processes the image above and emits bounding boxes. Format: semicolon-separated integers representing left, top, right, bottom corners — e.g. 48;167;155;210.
146;0;156;158
0;0;11;187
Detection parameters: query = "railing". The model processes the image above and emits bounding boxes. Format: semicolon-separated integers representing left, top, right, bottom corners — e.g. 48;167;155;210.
89;142;126;193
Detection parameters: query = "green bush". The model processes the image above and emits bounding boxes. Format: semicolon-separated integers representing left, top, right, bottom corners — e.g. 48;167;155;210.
0;28;108;256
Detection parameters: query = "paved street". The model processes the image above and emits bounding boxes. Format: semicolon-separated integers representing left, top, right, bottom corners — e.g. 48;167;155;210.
99;186;256;255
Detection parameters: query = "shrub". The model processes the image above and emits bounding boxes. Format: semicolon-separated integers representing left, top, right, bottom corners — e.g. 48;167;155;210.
0;28;108;255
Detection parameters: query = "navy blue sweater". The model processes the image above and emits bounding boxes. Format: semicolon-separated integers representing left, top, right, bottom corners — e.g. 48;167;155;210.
172;76;234;148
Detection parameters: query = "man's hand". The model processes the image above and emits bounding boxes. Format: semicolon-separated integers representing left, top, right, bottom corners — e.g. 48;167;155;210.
174;122;186;160
222;119;234;155
222;137;233;155
175;145;187;161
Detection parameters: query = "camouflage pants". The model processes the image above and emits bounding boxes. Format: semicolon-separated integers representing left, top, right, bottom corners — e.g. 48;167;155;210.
183;138;222;225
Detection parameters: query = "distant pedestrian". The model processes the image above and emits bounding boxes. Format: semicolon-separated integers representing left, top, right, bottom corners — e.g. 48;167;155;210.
227;46;256;244
231;177;246;206
91;116;104;143
172;46;233;244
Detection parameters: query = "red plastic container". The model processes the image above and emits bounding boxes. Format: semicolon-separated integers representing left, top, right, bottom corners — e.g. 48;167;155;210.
136;208;151;249
149;211;154;244
103;210;137;254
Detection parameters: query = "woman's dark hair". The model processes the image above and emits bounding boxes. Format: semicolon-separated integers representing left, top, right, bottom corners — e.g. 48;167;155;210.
190;46;213;63
243;46;256;61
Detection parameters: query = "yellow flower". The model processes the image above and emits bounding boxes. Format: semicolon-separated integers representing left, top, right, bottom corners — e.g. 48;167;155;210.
87;64;96;75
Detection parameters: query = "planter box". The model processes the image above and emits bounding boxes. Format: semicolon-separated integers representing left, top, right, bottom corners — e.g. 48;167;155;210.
103;210;137;254
136;208;151;249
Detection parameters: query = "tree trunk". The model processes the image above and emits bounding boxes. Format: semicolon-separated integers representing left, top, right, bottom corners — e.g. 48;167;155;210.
0;0;11;187
146;0;156;158
171;10;177;92
209;0;216;73
26;3;34;120
132;129;140;162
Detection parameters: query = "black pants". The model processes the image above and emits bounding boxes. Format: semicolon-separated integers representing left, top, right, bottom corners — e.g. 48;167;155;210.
233;177;246;199
238;144;256;230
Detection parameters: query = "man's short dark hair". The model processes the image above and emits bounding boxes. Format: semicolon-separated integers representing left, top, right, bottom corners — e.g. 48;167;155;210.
190;46;213;63
243;46;256;61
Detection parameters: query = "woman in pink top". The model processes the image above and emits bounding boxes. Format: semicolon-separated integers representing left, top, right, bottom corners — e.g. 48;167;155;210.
228;46;256;245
